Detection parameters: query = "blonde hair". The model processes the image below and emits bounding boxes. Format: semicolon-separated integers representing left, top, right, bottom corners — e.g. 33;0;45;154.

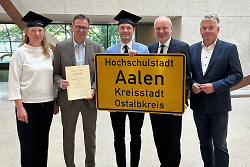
19;27;51;58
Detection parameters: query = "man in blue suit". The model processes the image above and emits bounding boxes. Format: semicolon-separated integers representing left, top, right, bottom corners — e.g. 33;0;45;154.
106;10;149;167
148;16;191;167
190;15;243;167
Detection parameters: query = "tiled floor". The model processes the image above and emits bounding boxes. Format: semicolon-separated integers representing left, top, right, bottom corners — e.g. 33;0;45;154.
0;82;249;166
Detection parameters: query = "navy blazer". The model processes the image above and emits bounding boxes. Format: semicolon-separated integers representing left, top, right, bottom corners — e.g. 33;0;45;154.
148;38;191;105
190;39;243;113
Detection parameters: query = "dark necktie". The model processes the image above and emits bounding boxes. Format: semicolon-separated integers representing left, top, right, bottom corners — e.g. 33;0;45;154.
124;45;128;53
160;44;165;53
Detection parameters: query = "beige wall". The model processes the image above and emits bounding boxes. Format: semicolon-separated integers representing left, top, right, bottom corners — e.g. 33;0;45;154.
136;24;157;46
171;17;182;41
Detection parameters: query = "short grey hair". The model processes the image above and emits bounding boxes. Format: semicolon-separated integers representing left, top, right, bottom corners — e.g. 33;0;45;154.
200;14;220;27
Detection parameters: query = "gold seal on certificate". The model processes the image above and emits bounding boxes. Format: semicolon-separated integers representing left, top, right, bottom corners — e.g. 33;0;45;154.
65;65;92;101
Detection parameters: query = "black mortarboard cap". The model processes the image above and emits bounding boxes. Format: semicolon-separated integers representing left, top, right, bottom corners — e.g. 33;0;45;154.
21;11;52;28
114;10;142;27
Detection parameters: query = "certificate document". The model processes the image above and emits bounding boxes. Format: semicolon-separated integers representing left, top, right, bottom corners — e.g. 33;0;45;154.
65;65;92;101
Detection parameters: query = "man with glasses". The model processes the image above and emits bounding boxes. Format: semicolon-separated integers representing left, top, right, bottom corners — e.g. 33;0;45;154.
53;14;101;167
147;16;191;167
190;14;243;167
106;10;148;167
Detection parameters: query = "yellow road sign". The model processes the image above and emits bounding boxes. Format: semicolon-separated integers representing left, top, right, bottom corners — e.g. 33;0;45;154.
95;53;186;114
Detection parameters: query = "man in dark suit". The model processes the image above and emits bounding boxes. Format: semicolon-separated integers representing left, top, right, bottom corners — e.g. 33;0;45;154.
148;16;191;167
53;14;101;167
190;15;243;167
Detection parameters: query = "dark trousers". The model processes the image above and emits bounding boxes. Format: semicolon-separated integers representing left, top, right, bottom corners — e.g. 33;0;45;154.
110;112;145;167
193;111;229;167
150;113;182;167
16;101;54;167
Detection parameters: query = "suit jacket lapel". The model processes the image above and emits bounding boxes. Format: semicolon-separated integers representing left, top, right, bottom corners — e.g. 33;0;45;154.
132;41;139;51
67;38;76;66
196;42;203;76
85;39;91;64
152;42;159;53
167;38;176;53
115;43;121;53
205;39;222;75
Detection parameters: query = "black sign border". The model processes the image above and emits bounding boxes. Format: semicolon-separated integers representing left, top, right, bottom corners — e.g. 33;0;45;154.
95;53;186;114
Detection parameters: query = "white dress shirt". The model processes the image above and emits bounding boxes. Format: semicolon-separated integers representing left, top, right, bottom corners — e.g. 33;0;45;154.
158;37;171;53
120;40;133;53
201;39;217;75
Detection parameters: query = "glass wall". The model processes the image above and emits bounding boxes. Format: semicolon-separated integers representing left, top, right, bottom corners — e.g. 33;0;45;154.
46;24;72;42
0;23;136;81
0;23;130;62
0;24;22;63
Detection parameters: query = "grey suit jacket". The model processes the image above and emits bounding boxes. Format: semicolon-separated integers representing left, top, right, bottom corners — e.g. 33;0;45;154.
53;37;101;109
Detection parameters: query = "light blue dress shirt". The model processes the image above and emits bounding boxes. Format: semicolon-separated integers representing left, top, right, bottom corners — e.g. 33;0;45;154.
73;39;85;66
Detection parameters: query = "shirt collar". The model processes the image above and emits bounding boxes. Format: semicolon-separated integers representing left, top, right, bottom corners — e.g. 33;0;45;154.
73;38;85;47
121;40;133;49
201;39;217;49
158;36;171;48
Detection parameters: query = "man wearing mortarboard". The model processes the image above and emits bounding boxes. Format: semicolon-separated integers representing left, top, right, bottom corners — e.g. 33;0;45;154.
106;10;149;167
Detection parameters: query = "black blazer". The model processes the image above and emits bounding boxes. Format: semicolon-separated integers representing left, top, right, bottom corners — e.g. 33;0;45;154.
190;39;243;113
148;38;191;105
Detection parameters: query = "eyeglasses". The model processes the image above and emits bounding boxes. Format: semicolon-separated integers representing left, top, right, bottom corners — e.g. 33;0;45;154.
74;25;89;31
201;26;215;32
